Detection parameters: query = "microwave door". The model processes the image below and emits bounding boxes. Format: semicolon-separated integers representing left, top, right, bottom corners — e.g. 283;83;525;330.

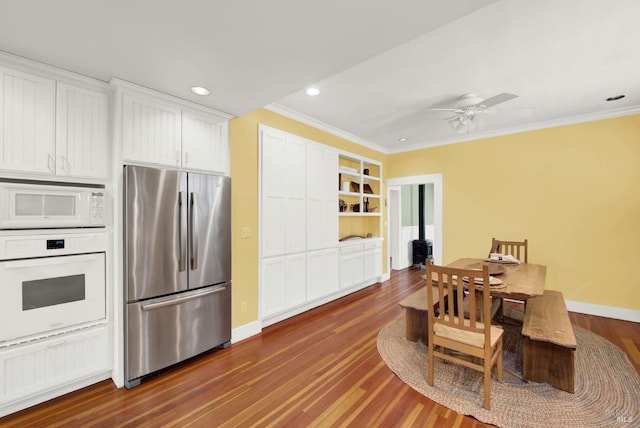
187;173;231;290
125;166;188;302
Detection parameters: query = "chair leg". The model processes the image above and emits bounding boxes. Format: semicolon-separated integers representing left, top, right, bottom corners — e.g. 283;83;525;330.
497;338;503;383
427;343;434;386
484;361;491;410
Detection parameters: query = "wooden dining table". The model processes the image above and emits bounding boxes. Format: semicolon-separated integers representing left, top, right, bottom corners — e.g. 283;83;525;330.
445;258;547;301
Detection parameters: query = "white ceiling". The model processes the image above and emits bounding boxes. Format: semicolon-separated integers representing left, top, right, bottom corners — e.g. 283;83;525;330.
0;0;638;153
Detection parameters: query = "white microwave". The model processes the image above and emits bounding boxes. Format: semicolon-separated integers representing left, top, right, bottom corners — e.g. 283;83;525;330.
0;180;106;229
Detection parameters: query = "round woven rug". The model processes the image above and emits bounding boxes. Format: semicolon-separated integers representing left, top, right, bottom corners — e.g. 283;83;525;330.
377;316;640;427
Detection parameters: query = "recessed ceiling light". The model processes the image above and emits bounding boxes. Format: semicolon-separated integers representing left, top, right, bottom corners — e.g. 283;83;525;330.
306;87;320;96
398;137;408;142
191;86;210;96
606;94;625;102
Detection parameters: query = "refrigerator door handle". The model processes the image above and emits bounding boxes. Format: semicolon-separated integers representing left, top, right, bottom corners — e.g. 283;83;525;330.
141;285;227;311
179;191;187;272
190;192;199;270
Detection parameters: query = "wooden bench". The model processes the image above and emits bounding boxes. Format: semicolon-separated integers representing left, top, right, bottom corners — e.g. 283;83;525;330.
399;286;446;343
522;290;577;393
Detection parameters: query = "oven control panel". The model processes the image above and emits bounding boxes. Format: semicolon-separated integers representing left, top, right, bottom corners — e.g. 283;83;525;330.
0;232;108;260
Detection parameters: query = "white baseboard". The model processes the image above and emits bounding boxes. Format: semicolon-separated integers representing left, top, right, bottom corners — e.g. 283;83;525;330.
566;300;640;323
380;272;391;282
231;320;262;343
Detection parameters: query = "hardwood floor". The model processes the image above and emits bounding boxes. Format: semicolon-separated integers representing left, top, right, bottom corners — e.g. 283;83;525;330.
1;268;638;427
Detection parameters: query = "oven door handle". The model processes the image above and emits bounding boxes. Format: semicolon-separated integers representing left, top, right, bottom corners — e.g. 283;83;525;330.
2;253;100;269
141;286;226;311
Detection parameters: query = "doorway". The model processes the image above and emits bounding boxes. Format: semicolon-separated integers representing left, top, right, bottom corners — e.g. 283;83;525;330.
387;174;443;272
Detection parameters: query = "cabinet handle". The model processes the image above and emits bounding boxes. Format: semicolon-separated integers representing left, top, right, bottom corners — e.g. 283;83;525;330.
47;154;55;173
60;155;68;174
176;150;180;165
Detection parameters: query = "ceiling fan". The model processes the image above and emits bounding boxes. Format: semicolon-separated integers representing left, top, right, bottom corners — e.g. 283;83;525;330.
429;92;518;134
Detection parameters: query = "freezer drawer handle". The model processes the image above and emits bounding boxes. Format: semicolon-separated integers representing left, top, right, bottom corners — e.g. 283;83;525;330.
141;286;226;311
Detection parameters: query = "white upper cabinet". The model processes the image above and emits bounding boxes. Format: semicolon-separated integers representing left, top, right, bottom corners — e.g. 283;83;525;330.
0;64;110;180
0;67;55;175
56;83;109;179
182;110;229;175
121;93;182;168
115;79;231;175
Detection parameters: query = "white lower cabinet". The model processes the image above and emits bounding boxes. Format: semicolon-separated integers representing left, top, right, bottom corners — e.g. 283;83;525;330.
306;248;339;302
364;241;383;283
339;244;365;289
262;254;306;318
0;325;111;417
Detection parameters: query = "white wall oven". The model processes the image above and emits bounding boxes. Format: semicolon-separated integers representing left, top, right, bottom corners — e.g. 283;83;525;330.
0;231;107;345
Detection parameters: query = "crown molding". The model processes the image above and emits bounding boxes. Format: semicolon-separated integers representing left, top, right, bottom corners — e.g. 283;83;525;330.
388;106;640;154
265;101;640;155
264;103;390;154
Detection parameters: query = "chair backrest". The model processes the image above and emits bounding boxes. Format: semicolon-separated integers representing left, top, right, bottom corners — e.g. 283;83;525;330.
491;237;528;263
426;260;492;338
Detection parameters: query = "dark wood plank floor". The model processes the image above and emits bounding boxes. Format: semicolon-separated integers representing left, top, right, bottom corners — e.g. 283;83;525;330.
1;268;638;427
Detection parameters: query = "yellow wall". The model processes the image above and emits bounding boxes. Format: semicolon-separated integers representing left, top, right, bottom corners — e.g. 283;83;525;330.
230;108;388;328
388;114;640;311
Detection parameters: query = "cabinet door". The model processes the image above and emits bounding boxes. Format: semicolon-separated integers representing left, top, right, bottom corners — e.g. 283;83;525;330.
323;248;339;295
286;253;306;307
285;137;306;254
56;83;109;179
0;68;55;174
182;110;229;174
322;148;338;248
306;250;324;301
261;128;287;258
364;241;382;283
306;143;324;251
261;257;286;317
122;93;181;167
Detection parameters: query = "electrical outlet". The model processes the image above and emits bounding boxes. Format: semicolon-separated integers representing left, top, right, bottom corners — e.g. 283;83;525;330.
241;227;251;238
241;301;248;313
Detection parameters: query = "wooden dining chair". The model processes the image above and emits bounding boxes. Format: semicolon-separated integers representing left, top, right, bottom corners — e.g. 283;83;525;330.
426;260;504;410
490;237;528;263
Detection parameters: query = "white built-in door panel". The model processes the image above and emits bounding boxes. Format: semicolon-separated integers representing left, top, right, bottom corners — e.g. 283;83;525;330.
260;129;286;257
339;244;364;289
286;253;306;306
261;257;286;317
306;143;324;251
352;249;365;287
285;137;306;254
55;83;109;179
0;68;55;174
364;241;382;283
322;248;339;295
181;110;229;174
306;251;324;301
0;326;109;404
122;93;181;167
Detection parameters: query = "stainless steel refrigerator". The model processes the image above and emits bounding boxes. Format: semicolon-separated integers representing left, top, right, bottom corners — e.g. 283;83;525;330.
124;165;231;388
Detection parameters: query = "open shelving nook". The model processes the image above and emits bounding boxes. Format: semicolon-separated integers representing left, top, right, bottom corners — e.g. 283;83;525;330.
338;152;383;240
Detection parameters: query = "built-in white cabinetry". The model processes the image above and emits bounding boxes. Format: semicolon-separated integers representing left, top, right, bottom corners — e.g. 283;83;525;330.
259;125;382;327
0;68;55;175
0;325;111;417
56;83;109;179
339;243;365;289
0;65;108;180
114;79;231;175
307;248;339;301
364;240;383;283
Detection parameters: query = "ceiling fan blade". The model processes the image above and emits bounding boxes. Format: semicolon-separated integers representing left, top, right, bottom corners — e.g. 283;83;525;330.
477;93;518;108
427;108;464;112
